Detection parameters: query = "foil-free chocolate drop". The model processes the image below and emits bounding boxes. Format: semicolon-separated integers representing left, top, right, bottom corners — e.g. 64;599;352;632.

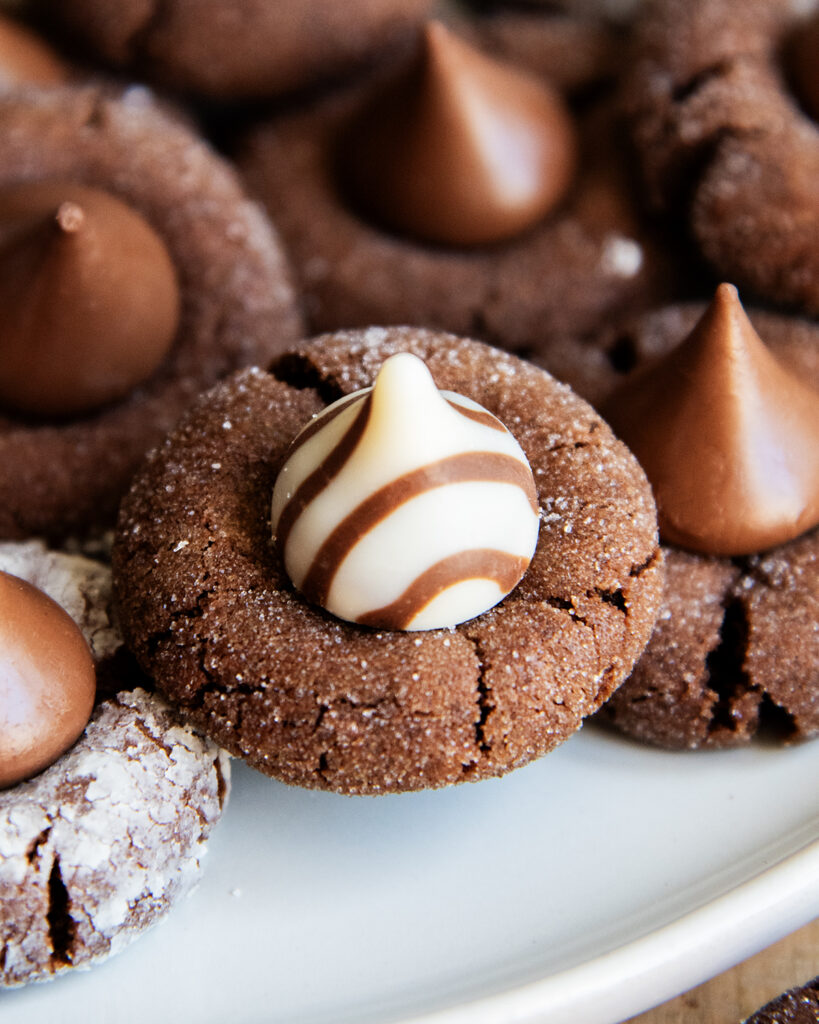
338;21;577;247
0;570;96;789
0;181;180;417
602;283;819;556
0;14;66;89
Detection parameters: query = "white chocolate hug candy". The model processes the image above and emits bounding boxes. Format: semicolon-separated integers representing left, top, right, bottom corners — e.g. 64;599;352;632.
271;353;540;630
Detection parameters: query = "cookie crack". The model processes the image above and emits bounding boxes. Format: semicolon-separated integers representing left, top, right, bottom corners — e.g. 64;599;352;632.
596;587;627;614
704;595;756;736
131;716;173;758
213;756;228;811
47;855;75;968
26;827;51;865
630;550;661;579
671;60;735;105
757;693;799;742
462;633;494;757
268;352;347;406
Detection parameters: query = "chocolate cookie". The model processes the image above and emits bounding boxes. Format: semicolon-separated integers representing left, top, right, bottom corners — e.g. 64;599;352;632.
624;0;819;315
0;85;302;539
743;976;819;1024
587;290;819;748
238;22;675;357
0;541;230;987
43;0;434;99
112;327;663;795
462;4;620;95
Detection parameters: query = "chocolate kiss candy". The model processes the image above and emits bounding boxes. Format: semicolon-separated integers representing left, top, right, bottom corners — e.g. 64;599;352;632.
0;14;65;89
271;352;540;630
789;11;819;122
602;283;819;556
0;570;96;789
338;21;577;247
0;181;180;417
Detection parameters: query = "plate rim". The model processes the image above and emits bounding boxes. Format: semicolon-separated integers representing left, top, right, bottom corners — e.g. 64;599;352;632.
392;835;819;1024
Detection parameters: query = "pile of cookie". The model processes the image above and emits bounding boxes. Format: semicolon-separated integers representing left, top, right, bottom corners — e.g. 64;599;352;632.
0;0;816;1003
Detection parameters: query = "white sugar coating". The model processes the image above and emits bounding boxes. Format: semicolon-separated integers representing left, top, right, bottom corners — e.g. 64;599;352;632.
0;544;230;987
272;352;540;630
0;540;119;661
0;686;230;987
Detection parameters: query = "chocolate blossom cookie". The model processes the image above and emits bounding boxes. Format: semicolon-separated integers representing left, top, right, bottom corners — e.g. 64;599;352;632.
43;0;434;100
112;327;663;795
239;21;672;356
624;0;819;316
0;540;230;987
0;84;302;539
585;285;819;749
742;976;819;1024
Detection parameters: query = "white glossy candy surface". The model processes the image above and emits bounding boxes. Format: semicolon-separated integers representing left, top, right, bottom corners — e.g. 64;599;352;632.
271;353;539;630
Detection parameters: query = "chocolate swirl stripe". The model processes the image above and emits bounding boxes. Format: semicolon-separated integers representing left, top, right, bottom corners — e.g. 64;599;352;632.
445;398;506;432
356;549;531;630
275;392;372;555
299;451;538;607
288;390;368;451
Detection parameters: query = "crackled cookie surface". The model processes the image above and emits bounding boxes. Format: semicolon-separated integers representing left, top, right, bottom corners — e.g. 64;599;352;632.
0;84;301;540
113;328;662;795
625;0;819;315
587;296;819;749
0;541;230;987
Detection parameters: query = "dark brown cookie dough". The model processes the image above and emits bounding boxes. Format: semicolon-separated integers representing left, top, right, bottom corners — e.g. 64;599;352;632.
0;542;230;987
112;328;663;795
0;85;302;540
460;5;620;96
742;976;819;1024
238;35;676;358
43;0;434;99
581;303;819;748
624;0;819;315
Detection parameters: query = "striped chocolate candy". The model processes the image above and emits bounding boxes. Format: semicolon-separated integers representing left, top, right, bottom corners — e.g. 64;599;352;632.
271;352;539;631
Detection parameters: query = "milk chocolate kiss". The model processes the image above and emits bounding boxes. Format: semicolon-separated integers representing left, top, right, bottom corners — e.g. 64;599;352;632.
789;11;819;122
0;570;96;789
0;14;65;88
338;21;577;247
0;181;180;417
602;284;819;556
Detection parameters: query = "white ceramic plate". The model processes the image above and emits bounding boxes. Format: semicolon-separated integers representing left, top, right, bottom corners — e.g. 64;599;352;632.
5;723;819;1024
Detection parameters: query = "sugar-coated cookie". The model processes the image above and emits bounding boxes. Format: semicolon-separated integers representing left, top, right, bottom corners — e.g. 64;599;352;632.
0;541;230;987
112;328;663;795
0;85;302;539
